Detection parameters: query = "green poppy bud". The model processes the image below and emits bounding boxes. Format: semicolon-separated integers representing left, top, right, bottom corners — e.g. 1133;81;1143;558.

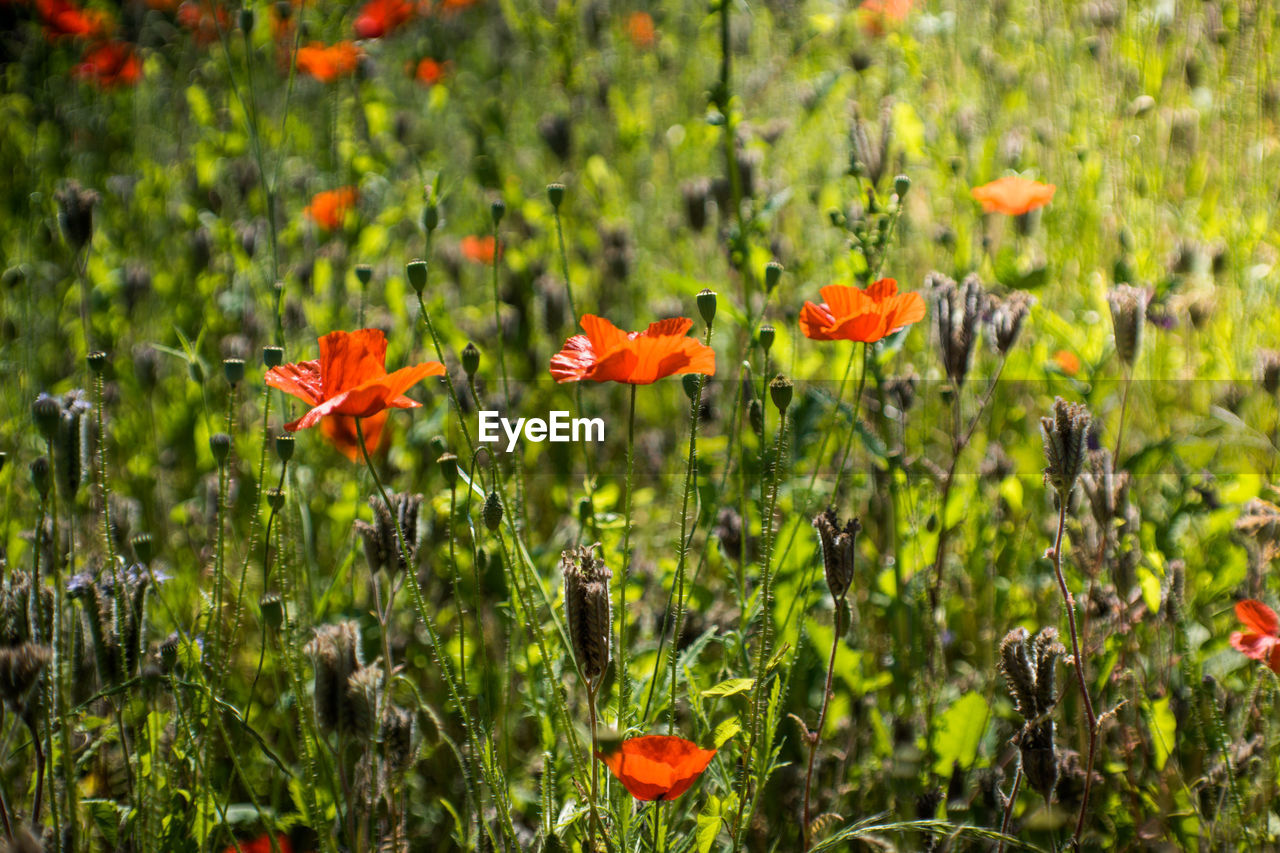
406;260;428;295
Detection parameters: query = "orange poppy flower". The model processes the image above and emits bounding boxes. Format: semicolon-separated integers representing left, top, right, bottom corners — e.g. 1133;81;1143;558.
296;41;361;83
626;11;655;48
305;187;358;231
460;235;496;264
859;0;910;36
221;834;294;853
1052;349;1081;375
265;329;444;460
799;278;926;343
414;57;447;86
75;41;142;88
1230;600;1280;674
597;735;716;802
353;0;414;38
550;315;716;385
971;176;1056;216
39;0;111;39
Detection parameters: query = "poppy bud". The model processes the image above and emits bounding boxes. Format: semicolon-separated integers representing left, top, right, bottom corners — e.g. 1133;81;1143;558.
578;495;593;526
462;342;480;379
210;433;232;466
483;490;503;532
437;452;458;488
132;532;153;564
562;544;612;681
87;350;108;375
764;260;783;293
423;201;439;233
406;260;428;295
354;264;372;288
490;199;506;227
274;433;295;463
223;358;245;386
239;6;253;31
263;346;284;368
894;174;911;199
748;399;763;437
547;183;566;210
769;375;792;414
682;373;702;402
259;593;283;631
30;456;51;499
758;325;775;356
32;395;61;443
696;288;717;326
266;487;285;511
429;435;448;457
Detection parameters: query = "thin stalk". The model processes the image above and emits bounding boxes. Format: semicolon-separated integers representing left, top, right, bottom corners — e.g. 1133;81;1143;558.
1113;368;1132;464
828;343;870;504
587;680;602;848
412;242;477;459
619;384;638;730
801;593;846;849
996;766;1023;853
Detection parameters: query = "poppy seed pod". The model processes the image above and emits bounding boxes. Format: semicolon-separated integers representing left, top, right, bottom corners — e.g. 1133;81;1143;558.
210;433;232;466
87;351;108;375
483;490;503;532
273;433;295;464
813;509;860;601
547;182;566;210
462;342;480;379
437;452;458;488
55;181;100;252
1107;285;1147;367
30;456;51;499
238;6;253;31
758;325;775;356
748;398;764;437
259;593;284;632
406;260;428;295
696;289;717;326
1041;397;1091;499
32;395;60;443
764;261;783;293
223;358;245;386
266;487;285;510
263;346;284;369
561;544;611;681
354;264;372;288
894;174;911;199
490;199;506;226
132;532;153;564
769;375;792;414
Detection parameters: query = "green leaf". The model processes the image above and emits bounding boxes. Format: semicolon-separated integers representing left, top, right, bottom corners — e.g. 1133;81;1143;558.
696;795;723;853
931;691;989;775
713;716;742;748
701;677;754;698
1146;697;1176;772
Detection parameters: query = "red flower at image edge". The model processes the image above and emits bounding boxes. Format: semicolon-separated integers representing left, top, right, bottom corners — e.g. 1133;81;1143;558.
1230;599;1280;674
799;278;926;344
550;315;716;385
353;0;414;39
265;329;444;460
597;735;716;802
75;41;142;88
220;834;294;853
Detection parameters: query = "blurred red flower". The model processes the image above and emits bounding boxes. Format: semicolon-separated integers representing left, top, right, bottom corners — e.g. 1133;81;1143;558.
799;278;925;343
296;41;361;82
39;0;110;39
860;0;910;35
460;235;496;264
971;176;1056;216
414;57;447;86
177;0;229;46
626;11;655;48
551;315;716;385
1052;349;1081;376
597;735;716;801
220;834;294;853
75;41;142;88
354;0;414;39
305;187;358;231
1230;600;1280;674
266;329;444;460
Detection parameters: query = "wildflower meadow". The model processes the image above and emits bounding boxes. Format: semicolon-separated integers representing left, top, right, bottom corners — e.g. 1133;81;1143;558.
2;0;1279;850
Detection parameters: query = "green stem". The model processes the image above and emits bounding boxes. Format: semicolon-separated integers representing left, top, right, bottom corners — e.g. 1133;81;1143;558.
619;384;638;730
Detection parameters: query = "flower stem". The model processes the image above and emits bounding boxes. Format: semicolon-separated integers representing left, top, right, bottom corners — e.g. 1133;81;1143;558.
619;384;638;730
801;592;845;850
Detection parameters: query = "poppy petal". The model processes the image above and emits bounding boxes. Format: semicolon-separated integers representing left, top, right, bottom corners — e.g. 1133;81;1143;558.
798;302;839;340
320;411;387;461
883;291;927;333
319;328;388;398
817;285;870;322
550;334;599;383
580;315;630;358
640;317;695;339
265;360;324;406
1236;600;1279;637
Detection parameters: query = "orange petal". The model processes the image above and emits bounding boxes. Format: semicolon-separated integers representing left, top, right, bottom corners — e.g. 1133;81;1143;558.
318;411;386;461
265;359;323;406
882;291;927;333
863;278;900;302
319;328;388;398
818;285;869;322
1237;600;1279;637
580;315;630;359
550;334;599;383
799;301;838;340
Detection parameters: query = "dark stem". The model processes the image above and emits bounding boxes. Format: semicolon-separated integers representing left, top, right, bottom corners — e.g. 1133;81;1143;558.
801;595;845;850
996;766;1023;853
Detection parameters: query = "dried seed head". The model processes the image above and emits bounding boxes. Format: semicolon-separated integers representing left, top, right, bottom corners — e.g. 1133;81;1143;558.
813;509;860;601
561;544;611;682
1258;350;1280;396
1107;285;1147;367
1;824;44;853
0;643;51;709
382;705;416;774
998;627;1037;720
998;626;1063;801
988;291;1035;355
1041;397;1091;498
357;493;423;576
1031;628;1064;714
55;180;100;252
306;622;364;735
931;272;986;388
346;665;383;739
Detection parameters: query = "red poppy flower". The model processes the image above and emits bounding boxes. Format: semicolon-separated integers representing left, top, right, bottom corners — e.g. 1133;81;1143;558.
353;0;414;38
1230;600;1280;674
221;834;294;853
177;0;229;46
305;187;358;231
39;0;110;39
1052;349;1081;376
971;176;1056;216
550;315;716;385
414;57;447;86
265;329;444;461
859;0;911;35
74;41;142;88
296;41;362;83
597;735;716;802
626;11;655;48
799;278;926;343
460;235;496;265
